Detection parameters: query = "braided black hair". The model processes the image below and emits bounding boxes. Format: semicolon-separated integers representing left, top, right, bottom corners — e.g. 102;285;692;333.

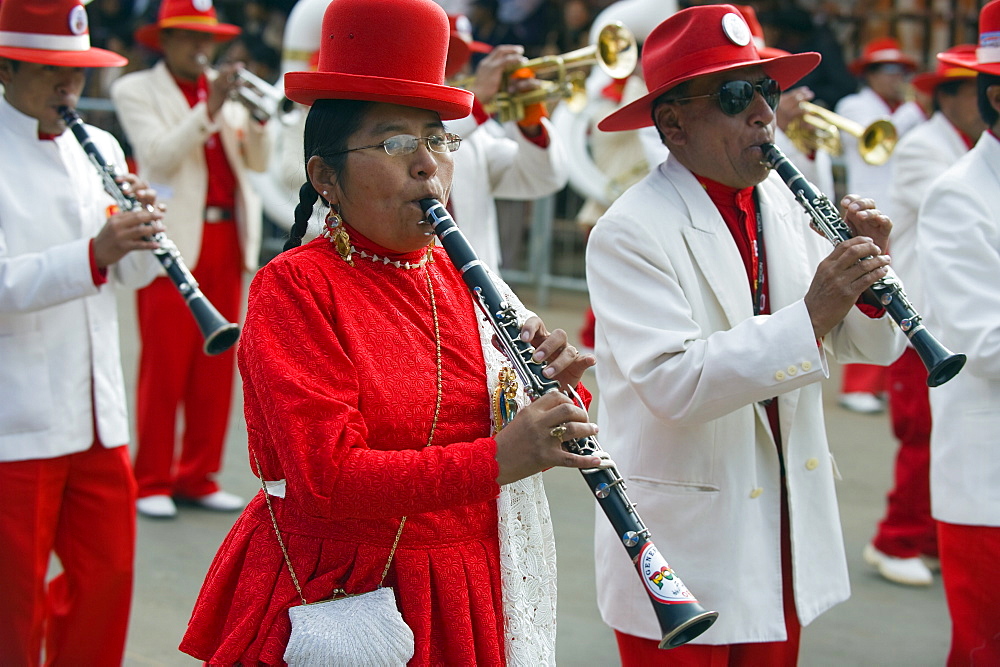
283;99;374;251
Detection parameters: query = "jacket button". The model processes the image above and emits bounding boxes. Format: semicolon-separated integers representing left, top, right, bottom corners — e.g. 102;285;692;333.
787;365;798;376
802;361;812;371
805;457;819;470
749;487;763;499
774;370;786;381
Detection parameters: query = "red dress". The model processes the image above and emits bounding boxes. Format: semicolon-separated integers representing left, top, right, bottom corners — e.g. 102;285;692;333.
180;232;508;665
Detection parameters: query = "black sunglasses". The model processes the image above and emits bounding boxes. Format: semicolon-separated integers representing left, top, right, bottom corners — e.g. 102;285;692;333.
666;77;782;116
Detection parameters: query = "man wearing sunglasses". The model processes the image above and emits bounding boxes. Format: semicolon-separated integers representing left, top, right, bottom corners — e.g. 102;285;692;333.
587;5;906;665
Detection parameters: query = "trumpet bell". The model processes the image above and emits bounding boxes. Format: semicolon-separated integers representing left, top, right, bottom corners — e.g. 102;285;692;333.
595;22;638;80
786;101;898;166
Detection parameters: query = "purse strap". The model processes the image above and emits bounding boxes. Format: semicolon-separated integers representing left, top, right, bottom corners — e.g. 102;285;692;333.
252;268;443;607
252;450;406;606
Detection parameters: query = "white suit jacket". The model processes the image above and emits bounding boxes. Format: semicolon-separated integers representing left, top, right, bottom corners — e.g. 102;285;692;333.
0;99;160;462
445;115;567;271
587;155;905;644
888;111;973;309
918;132;1000;526
835;87;925;214
110;61;269;272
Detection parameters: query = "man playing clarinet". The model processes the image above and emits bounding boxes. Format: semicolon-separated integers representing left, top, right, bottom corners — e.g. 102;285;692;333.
0;0;162;662
586;5;905;665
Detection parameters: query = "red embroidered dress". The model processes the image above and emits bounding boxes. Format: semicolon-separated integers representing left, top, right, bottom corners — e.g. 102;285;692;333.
181;230;511;665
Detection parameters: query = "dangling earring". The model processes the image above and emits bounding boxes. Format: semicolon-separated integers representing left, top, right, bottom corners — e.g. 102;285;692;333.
425;237;436;264
322;205;353;266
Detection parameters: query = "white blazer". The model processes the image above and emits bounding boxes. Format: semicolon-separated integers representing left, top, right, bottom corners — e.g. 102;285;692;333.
0;99;160;462
888;111;973;309
587;156;905;644
917;132;1000;527
445;115;567;271
110;61;269;272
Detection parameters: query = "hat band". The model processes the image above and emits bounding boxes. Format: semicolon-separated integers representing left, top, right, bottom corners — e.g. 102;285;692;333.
979;45;1000;65
159;15;221;29
869;48;904;61
645;44;759;94
0;30;90;52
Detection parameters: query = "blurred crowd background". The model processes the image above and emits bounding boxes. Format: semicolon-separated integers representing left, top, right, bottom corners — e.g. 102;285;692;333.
77;0;988;281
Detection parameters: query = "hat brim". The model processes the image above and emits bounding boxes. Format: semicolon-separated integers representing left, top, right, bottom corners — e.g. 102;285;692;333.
445;34;491;79
284;71;474;120
599;51;820;132
912;69;978;95
0;45;127;68
938;51;1000;77
135;22;241;52
848;56;918;77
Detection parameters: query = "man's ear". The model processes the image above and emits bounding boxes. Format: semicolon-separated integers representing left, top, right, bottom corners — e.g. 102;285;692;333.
654;102;686;146
0;59;14;88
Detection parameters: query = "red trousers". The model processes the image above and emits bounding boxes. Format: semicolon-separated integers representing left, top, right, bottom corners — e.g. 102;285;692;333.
134;221;242;498
615;480;800;666
938;521;1000;666
873;347;937;558
840;362;887;394
0;443;136;666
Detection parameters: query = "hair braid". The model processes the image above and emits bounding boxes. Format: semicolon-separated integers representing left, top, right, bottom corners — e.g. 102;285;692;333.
284;182;319;252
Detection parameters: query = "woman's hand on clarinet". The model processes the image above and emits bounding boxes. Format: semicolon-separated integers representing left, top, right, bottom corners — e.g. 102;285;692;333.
93;174;165;268
494;392;601;485
519;316;596;392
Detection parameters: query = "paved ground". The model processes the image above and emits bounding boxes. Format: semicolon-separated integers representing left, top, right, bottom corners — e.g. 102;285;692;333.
116;284;950;666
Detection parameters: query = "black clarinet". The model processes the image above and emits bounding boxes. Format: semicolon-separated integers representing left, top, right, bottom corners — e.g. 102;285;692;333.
60;106;240;356
760;142;966;387
419;199;718;649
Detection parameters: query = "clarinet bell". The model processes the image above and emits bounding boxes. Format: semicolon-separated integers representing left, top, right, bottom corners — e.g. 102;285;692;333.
189;296;241;355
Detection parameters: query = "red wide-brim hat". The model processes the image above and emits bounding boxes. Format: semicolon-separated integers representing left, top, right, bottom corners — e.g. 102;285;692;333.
937;0;1000;76
134;0;240;53
445;14;492;80
848;37;918;77
912;45;978;95
599;4;819;132
284;0;473;120
0;0;127;67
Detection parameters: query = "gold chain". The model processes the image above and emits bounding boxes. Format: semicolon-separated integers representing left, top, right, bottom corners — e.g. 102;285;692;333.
255;264;444;605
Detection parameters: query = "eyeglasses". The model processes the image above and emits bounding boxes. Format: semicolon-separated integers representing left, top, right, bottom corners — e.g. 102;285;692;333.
665;78;781;116
335;133;462;157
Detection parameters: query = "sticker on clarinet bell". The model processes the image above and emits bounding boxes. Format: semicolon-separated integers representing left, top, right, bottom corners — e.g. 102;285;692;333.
639;542;697;603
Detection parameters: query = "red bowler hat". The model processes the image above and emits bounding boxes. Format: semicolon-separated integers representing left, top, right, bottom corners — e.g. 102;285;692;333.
598;4;819;132
135;0;240;53
284;0;474;120
912;45;978;95
937;0;1000;76
848;37;917;77
0;0;127;67
446;14;491;79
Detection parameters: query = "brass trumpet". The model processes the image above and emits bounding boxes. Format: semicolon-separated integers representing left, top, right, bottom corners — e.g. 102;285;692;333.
197;55;285;123
785;101;898;166
460;22;638;123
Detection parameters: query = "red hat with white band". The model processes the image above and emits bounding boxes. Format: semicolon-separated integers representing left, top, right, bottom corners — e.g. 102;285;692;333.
937;0;1000;76
848;37;917;77
598;4;819;132
284;0;473;120
0;0;127;67
912;45;978;95
445;14;491;79
135;0;240;53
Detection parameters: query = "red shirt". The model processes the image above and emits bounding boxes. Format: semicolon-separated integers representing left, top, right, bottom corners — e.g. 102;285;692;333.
175;74;237;212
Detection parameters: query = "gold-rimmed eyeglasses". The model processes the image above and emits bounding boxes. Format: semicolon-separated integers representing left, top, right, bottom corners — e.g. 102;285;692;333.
334;133;462;157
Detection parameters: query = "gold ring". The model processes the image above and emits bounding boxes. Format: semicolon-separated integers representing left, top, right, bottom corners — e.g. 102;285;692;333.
549;424;568;441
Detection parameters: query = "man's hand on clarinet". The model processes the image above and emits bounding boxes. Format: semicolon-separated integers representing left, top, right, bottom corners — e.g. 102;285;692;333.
93;174;165;268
